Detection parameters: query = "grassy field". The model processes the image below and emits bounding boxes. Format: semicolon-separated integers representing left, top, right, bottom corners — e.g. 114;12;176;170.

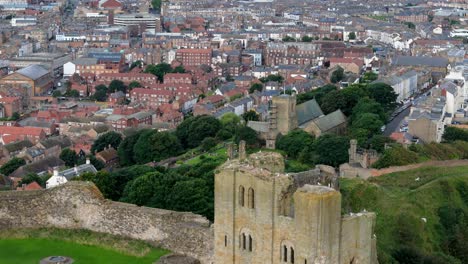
0;228;168;264
184;146;227;165
341;165;468;263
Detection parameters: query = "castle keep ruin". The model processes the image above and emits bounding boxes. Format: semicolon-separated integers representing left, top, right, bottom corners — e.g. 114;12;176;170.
214;146;377;264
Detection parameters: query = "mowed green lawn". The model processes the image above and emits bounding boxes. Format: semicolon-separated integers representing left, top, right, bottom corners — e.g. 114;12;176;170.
0;238;168;264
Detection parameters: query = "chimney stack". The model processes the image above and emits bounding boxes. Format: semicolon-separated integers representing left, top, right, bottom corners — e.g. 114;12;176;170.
86;158;90;165
53;167;59;177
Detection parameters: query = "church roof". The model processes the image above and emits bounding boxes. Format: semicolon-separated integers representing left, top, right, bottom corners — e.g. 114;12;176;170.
312;110;346;132
296;99;323;126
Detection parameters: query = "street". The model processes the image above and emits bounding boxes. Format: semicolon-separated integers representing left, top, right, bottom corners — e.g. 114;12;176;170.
383;106;410;136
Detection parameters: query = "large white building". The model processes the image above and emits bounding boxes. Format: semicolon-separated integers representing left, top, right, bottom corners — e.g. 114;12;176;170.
114;13;161;31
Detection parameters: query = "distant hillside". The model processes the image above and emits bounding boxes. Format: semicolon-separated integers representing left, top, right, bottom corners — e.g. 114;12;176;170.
341;166;468;264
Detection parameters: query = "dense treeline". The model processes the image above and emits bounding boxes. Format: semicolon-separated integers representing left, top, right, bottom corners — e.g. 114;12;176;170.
74;157;221;221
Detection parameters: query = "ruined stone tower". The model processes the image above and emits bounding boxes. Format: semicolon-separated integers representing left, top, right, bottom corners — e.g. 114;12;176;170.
214;147;378;264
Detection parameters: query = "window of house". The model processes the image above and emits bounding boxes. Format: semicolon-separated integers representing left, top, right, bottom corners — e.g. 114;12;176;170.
248;235;253;252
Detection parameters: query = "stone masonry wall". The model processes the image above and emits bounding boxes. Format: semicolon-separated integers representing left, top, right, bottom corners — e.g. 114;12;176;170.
0;182;213;263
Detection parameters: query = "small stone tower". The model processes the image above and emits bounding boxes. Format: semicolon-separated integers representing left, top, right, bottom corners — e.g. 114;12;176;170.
271;94;298;135
349;139;358;164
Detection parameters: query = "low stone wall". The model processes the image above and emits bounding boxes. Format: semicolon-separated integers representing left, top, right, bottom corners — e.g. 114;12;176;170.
0;182;213;263
340;159;468;179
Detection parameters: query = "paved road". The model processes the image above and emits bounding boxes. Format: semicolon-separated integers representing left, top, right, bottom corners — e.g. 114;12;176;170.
384;106;411;136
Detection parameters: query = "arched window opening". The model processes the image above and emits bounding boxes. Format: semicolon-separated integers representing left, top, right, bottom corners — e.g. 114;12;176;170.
283;245;288;262
248;235;253;252
248;188;255;209
242;233;246;250
305;260;307;264
290;247;295;264
224;235;227;247
239;185;245;206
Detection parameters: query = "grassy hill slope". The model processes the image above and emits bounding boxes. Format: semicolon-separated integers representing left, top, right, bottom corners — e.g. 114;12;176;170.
341;166;468;264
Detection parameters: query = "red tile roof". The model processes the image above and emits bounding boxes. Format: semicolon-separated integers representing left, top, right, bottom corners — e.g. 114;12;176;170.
101;0;122;8
16;181;43;191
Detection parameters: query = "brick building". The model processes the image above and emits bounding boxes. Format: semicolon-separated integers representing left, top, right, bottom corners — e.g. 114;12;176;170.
175;49;212;67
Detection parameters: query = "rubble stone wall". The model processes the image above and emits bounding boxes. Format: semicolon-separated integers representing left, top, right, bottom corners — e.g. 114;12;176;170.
0;181;213;263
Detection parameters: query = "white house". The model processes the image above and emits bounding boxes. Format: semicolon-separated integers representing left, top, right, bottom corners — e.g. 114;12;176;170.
46;168;67;189
46;159;97;189
63;61;76;77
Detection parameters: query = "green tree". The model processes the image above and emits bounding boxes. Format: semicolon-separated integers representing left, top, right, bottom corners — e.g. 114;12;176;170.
320;90;347;114
91;131;123;154
117;129;148;166
18;173;49;188
367;82;398;111
108;80;126;93
351;98;387;123
93;84;108;102
95;84;107;92
129;60;142;70
369;135;395;153
172;65;186;73
348;31;356;40
151;0;161;11
133;130;182;163
201;137;217;152
10;112;20;121
95;165;154;200
121;172;161;205
330;67;344;83
296;84;337;105
60;148;78;167
282;35;296;42
301;35;313;42
187;116;221;148
373;146;420;168
361;72;378;83
176;115;222;148
242;110;260;122
351;113;384;139
443;127;468;142
249;83;263;94
234;126;260;146
65;89;80;97
168;178;212;218
219;113;241;139
145;63;173;82
321;84;369;116
276;130;314;159
128;81;142;90
0;157;25;175
313;134;350;167
405;22;416;29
